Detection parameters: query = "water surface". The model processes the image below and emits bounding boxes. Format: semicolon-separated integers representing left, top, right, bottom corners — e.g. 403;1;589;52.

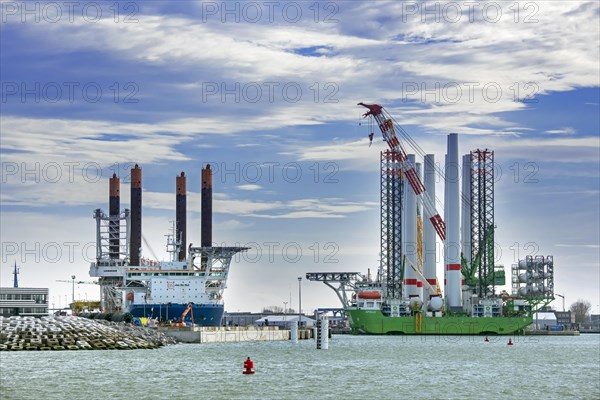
2;334;599;399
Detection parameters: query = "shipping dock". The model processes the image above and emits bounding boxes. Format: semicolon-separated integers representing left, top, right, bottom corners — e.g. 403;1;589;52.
308;103;555;335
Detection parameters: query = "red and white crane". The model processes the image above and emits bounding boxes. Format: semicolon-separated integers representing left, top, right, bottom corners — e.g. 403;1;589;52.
358;102;446;241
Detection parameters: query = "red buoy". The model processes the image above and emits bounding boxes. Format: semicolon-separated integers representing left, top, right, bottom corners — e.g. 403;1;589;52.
485;336;489;342
507;338;513;346
243;357;255;375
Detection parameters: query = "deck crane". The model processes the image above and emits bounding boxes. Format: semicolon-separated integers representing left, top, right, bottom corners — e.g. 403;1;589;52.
358;102;446;241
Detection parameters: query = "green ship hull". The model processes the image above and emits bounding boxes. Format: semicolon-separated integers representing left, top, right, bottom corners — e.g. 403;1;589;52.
347;309;533;335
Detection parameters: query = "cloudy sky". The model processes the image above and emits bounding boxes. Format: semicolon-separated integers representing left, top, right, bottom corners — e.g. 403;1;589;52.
1;1;598;314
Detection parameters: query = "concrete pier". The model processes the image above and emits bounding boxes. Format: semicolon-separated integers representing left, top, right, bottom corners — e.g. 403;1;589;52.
161;326;313;343
525;330;580;336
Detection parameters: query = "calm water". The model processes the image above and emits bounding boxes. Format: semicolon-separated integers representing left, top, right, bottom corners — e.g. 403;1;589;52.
1;334;599;399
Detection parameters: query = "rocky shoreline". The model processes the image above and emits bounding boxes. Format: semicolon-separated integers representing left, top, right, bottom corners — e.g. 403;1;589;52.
0;316;177;351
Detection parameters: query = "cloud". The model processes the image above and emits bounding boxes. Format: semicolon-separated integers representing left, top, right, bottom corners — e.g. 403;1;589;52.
149;191;377;219
555;244;600;249
238;184;262;191
203;194;376;219
0;113;326;166
217;219;254;230
298;139;371;162
544;127;576;135
294;133;600;169
3;1;597;138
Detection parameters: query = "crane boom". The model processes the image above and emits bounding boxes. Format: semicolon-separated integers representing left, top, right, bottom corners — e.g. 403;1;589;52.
359;102;446;241
172;303;195;328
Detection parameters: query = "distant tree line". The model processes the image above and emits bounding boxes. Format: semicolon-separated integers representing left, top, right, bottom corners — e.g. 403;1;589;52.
569;299;592;324
262;305;296;314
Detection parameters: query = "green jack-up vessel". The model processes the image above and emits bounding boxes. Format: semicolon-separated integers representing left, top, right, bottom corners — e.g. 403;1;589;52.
346;303;534;335
307;104;554;335
308;270;547;335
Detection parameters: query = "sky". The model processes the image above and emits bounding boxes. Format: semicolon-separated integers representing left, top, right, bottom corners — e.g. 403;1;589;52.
1;1;599;314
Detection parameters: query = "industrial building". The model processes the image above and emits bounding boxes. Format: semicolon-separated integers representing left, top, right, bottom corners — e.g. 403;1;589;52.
533;310;578;331
554;311;575;328
533;312;557;330
223;312;315;328
0;262;49;317
255;315;316;328
0;287;49;317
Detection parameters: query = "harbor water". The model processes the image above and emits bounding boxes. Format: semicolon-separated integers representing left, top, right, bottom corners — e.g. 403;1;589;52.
2;334;599;399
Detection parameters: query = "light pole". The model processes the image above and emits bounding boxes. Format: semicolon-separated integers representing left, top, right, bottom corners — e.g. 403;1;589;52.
71;275;76;312
298;277;302;327
283;301;288;322
556;293;565;312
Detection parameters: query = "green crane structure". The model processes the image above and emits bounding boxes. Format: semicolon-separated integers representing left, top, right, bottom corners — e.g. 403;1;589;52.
461;149;505;297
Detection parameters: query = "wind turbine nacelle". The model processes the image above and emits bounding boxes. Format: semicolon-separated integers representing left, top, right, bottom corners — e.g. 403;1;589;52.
428;296;444;311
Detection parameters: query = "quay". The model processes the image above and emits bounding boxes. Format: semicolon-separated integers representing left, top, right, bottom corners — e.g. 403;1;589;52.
160;326;313;343
525;330;580;336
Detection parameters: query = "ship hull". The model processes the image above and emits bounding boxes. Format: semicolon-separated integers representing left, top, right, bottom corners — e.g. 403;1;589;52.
347;309;532;335
128;303;224;326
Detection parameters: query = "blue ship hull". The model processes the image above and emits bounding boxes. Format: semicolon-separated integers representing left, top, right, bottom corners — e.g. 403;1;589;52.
128;303;224;326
